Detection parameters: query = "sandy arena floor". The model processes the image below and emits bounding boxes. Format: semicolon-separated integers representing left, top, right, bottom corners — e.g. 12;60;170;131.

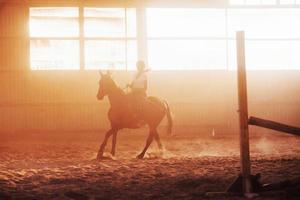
0;131;299;200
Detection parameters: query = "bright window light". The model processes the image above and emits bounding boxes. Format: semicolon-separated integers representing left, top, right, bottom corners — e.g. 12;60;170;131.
147;8;226;70
84;8;137;70
30;40;79;70
230;0;277;5
84;8;136;38
228;9;300;38
30;7;137;70
30;7;79;37
147;8;226;38
228;9;300;70
230;0;245;5
280;0;296;4
148;40;227;70
85;40;137;70
30;6;300;71
246;0;261;5
30;7;79;70
228;40;300;70
262;0;276;4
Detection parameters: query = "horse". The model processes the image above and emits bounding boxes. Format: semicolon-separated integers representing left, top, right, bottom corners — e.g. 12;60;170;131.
96;71;173;159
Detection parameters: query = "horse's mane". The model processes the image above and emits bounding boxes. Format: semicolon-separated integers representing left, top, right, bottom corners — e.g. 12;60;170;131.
109;76;126;96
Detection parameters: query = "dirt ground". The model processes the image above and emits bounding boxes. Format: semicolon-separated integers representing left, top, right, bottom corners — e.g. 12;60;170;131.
0;130;300;200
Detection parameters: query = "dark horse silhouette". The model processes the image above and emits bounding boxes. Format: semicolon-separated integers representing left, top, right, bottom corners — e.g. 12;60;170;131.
96;72;173;159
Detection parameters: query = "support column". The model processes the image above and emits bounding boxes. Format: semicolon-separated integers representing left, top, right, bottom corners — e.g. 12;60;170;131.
79;5;84;70
136;4;148;65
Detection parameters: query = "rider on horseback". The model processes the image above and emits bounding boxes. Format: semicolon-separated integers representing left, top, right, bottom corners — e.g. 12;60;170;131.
96;64;172;159
127;60;148;122
129;60;148;95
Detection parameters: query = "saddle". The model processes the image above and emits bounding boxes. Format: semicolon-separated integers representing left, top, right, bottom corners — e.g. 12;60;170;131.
125;92;147;127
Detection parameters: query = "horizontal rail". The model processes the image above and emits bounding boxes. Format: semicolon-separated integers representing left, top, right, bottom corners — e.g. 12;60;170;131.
248;116;300;136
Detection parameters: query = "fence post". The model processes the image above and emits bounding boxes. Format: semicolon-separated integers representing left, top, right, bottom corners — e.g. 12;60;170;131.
236;31;252;194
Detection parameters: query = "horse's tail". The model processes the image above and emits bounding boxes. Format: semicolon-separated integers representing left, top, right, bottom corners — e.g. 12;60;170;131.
163;100;173;136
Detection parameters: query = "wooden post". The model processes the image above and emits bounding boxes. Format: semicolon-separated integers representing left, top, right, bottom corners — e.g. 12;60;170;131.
236;31;252;194
206;31;259;197
248;116;300;136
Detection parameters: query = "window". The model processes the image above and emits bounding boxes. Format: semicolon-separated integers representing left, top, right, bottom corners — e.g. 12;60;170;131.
84;8;137;70
230;0;245;5
30;6;300;70
228;9;300;39
230;0;300;5
29;7;136;70
148;40;226;70
147;8;227;70
30;7;80;70
228;8;300;69
280;0;297;4
230;0;277;5
30;40;79;70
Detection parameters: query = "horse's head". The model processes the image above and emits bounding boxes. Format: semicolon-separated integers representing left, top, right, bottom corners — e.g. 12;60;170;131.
97;71;115;100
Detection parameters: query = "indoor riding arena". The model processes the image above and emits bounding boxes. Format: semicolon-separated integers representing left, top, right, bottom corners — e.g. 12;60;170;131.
0;0;300;200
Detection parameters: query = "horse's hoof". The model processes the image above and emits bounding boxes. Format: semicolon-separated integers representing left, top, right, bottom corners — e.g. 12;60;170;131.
136;154;144;159
96;154;104;160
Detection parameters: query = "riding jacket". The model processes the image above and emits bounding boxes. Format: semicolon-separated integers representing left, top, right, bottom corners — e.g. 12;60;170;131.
131;71;148;94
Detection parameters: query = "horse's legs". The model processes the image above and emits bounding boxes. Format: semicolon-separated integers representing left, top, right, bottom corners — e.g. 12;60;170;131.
111;132;117;156
137;128;155;159
97;128;117;159
154;131;163;150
